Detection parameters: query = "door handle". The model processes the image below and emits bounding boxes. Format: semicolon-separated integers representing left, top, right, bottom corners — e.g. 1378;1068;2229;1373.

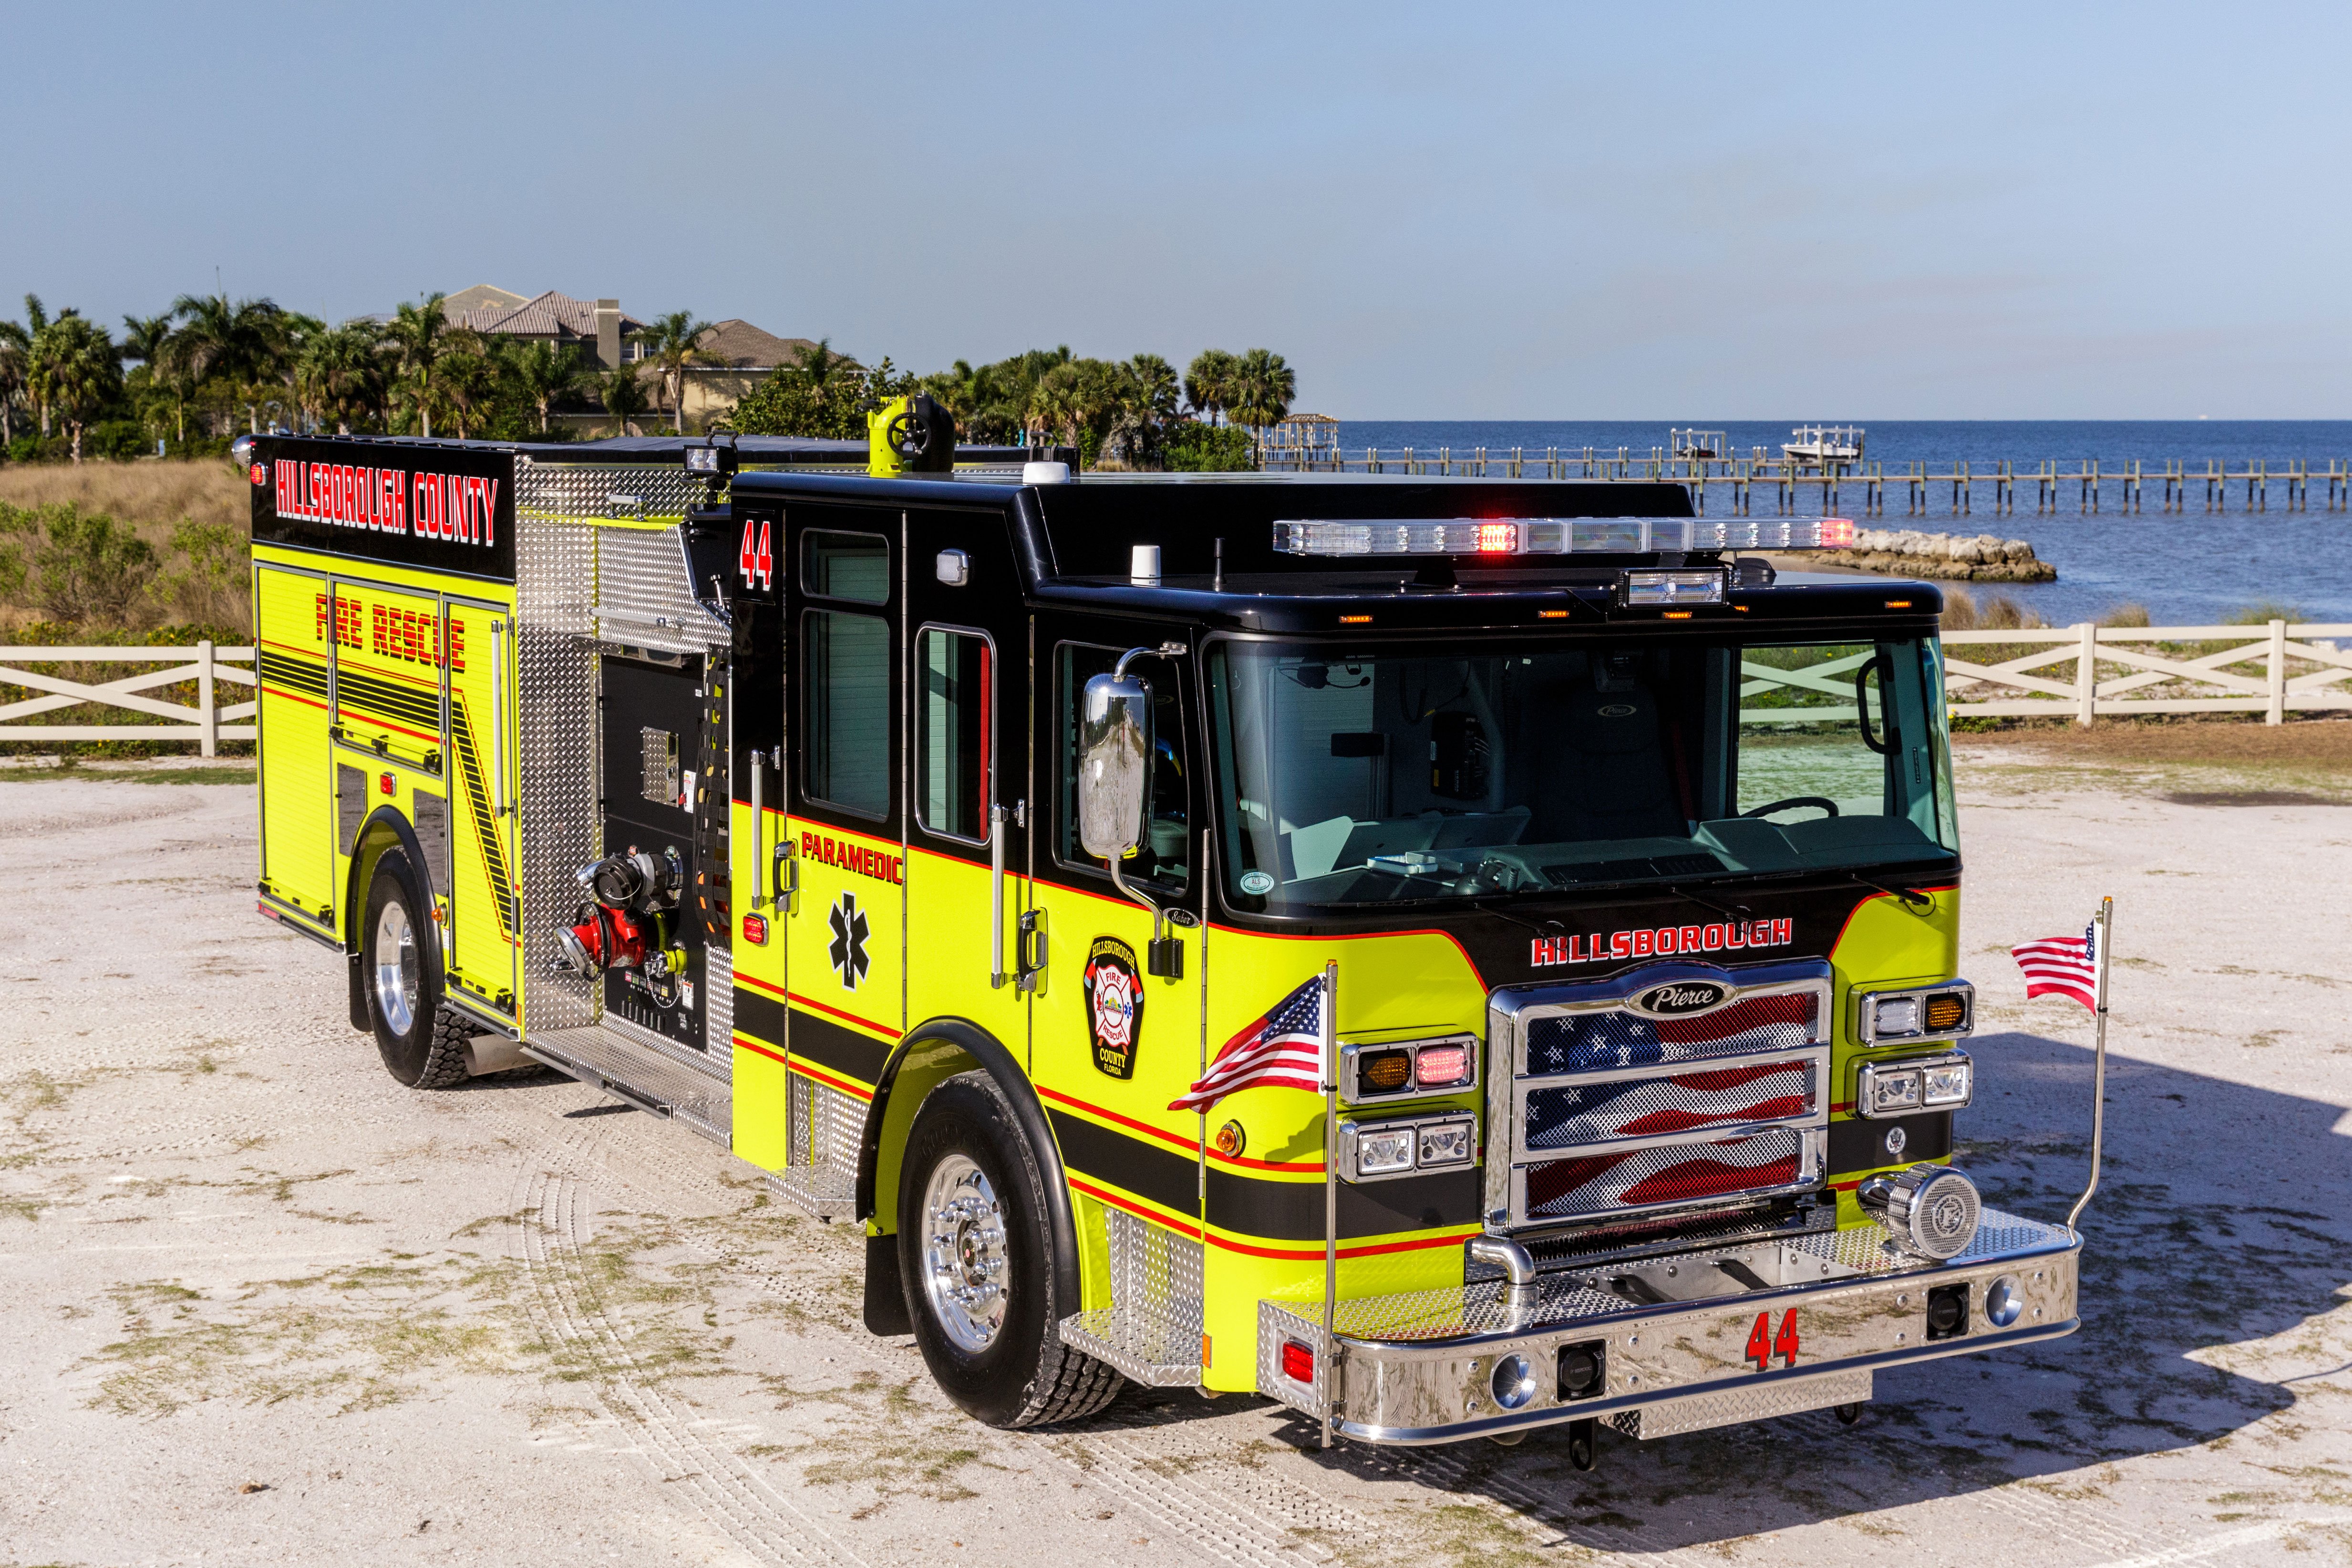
749;750;765;909
1015;908;1046;994
988;804;1009;987
774;842;798;914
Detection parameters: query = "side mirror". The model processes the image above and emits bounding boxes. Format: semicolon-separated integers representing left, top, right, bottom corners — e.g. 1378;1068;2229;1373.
1078;671;1152;861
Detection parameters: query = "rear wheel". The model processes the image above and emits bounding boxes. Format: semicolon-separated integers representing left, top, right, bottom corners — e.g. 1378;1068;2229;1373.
361;851;468;1090
898;1071;1122;1427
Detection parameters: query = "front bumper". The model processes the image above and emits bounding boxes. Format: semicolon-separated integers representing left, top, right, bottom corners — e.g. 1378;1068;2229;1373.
1257;1206;2078;1444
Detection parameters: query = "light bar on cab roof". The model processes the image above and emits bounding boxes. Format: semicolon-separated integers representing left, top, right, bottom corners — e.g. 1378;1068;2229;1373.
1270;517;1855;557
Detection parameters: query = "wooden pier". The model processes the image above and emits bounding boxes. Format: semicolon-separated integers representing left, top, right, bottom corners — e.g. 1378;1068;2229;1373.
1253;444;2352;516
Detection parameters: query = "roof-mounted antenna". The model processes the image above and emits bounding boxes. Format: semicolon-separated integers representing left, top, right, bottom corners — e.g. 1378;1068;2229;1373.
1214;537;1224;592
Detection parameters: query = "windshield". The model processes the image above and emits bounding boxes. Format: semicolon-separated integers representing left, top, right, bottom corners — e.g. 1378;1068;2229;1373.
1206;635;1959;913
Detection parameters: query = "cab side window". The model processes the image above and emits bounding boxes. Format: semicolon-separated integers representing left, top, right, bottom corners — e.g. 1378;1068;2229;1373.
915;627;992;842
1056;644;1188;893
804;609;889;816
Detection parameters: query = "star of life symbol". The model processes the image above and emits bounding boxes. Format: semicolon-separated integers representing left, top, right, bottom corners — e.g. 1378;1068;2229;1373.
828;891;870;990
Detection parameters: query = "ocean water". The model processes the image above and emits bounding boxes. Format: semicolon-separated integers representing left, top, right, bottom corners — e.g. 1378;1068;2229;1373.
1311;421;2352;627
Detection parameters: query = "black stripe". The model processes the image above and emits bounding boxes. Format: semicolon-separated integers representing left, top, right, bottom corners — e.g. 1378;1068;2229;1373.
259;648;328;697
1208;1163;1481;1242
1047;1106;1199;1218
784;1003;894;1086
337;668;440;731
1829;1110;1951;1175
734;983;789;1046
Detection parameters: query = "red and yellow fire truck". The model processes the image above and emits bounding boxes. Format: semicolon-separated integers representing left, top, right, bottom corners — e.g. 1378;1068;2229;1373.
247;410;2079;1462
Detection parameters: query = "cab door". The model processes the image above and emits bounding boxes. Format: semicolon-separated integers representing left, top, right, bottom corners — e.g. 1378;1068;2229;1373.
781;508;906;1093
903;506;1029;1057
1025;617;1206;1218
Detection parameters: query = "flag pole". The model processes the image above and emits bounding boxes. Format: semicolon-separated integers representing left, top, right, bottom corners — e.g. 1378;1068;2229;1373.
2067;896;2114;1233
1320;957;1339;1450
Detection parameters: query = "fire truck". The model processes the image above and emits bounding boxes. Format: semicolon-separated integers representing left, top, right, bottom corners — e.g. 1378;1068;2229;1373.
245;409;2080;1463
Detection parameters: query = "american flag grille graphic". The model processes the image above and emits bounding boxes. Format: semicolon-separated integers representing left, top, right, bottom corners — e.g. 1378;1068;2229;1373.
1524;1058;1818;1151
1525;1128;1806;1219
1527;992;1816;1074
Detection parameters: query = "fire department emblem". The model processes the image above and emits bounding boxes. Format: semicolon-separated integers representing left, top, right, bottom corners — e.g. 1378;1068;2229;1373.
828;891;870;991
1083;936;1145;1080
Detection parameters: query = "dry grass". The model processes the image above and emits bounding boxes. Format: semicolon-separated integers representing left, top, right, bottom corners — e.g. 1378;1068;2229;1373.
1955;715;2352;769
0;461;250;634
0;460;248;537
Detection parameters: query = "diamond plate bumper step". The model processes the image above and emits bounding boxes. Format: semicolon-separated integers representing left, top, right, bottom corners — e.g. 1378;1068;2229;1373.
1257;1206;2078;1445
1059;1209;1207;1386
525;1023;732;1146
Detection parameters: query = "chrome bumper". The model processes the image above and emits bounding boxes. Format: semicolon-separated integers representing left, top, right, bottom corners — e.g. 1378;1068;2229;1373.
1256;1207;2079;1445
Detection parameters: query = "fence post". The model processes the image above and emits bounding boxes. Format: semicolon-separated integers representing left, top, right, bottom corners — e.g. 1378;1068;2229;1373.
198;640;217;758
2267;619;2288;725
2076;623;2097;726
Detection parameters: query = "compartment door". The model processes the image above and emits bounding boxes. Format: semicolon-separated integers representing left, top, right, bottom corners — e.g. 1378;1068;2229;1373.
328;580;446;771
253;563;336;929
443;596;519;1018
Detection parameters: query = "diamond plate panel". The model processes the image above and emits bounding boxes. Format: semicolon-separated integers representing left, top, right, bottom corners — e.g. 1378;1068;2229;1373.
515;510;598;1033
1609;1368;1871;1439
770;1073;864;1220
703;944;733;1068
1059;1208;1206;1386
591;523;729;653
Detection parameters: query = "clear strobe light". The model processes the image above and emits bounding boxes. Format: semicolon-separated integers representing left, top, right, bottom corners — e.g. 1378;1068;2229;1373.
1270;516;1855;557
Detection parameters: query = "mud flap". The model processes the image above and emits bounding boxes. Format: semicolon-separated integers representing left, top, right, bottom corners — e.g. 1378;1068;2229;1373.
864;1231;911;1335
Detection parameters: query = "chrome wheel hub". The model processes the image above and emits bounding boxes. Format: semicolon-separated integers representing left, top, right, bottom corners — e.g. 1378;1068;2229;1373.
919;1153;1008;1352
373;900;420;1036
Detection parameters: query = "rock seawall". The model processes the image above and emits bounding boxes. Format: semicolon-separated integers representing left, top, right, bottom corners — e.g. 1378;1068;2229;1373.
1796;527;2055;582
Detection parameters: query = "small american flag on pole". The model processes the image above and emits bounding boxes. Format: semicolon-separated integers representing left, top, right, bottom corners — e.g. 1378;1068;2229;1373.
1170;975;1326;1113
2012;919;2104;1012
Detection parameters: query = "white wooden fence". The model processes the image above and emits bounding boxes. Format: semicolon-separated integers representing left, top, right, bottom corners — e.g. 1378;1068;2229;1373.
1941;621;2352;724
0;643;257;756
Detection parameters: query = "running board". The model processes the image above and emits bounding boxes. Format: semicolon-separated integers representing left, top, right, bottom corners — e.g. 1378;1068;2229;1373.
524;1023;732;1146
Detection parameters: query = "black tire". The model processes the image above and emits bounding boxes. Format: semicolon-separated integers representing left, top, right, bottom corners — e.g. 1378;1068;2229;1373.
361;851;467;1090
897;1071;1122;1427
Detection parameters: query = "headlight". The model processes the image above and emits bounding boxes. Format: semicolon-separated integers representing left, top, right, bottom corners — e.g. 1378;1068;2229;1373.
1857;1051;1973;1120
1358;1128;1415;1176
1872;997;1920;1037
1339;1114;1476;1182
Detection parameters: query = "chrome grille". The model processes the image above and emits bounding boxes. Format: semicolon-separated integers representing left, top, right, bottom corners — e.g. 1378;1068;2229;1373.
1487;960;1835;1233
1525;1057;1819;1150
1522;1127;1811;1221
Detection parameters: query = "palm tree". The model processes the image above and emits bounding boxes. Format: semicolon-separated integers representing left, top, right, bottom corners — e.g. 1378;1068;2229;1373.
0;314;28;447
436;329;498;439
1227;348;1296;434
120;314;173;368
640;311;722;433
296;323;387;434
503;340;590;434
165;291;289;433
600;361;652;436
1115;353;1180;465
30;313;124;463
380;295;452;438
1184;349;1238;426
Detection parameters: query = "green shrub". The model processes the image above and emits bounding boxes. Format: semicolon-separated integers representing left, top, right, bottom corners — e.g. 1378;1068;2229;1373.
1162;423;1255;472
0;501;160;623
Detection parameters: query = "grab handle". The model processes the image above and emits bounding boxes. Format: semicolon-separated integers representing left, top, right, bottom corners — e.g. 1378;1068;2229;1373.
988;804;1010;988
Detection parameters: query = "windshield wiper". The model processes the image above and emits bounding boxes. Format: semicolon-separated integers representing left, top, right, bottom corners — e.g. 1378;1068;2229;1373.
1663;883;1754;923
1847;873;1934;912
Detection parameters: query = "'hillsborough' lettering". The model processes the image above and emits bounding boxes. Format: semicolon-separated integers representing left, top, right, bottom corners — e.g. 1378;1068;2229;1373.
271;459;499;548
1531;918;1793;968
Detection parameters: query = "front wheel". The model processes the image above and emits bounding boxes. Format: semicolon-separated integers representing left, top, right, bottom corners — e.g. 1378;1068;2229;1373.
898;1071;1122;1427
361;850;469;1090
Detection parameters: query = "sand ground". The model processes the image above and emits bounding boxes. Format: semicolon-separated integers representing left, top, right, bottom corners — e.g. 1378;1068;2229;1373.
2;748;2349;1568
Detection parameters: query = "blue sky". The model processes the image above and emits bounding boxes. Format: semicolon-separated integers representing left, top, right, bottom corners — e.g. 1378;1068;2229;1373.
4;1;2346;419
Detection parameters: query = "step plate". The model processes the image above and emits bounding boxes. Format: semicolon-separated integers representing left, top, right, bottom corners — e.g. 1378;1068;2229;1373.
1609;1368;1870;1439
526;1024;732;1145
